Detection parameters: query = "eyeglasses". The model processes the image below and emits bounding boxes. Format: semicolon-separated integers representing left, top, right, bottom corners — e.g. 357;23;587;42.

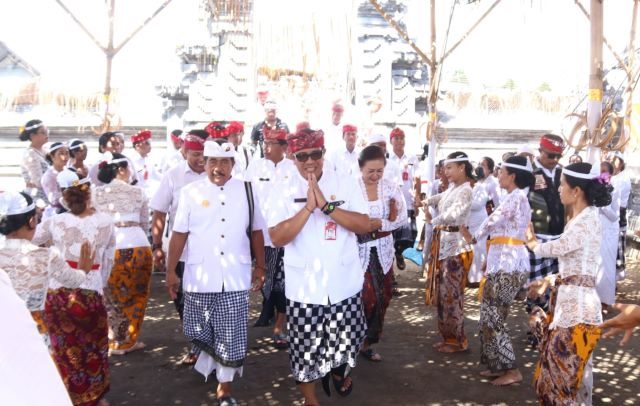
543;151;562;160
294;149;324;162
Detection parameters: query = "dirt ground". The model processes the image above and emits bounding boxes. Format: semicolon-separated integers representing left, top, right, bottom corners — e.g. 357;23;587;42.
108;258;640;406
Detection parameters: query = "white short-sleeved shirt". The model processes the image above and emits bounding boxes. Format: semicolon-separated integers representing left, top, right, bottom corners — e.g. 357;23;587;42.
267;164;368;305
383;157;403;188
172;177;266;293
245;157;297;247
389;152;419;207
328;146;360;178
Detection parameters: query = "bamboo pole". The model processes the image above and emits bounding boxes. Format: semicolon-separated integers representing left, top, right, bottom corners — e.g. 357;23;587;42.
425;0;438;199
574;0;631;79
586;0;604;164
54;0;174;131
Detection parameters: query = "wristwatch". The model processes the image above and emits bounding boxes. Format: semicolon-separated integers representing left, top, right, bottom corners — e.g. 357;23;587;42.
152;243;163;251
322;202;337;215
321;200;345;215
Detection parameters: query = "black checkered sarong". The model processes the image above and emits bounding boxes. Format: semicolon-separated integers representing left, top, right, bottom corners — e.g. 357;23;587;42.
528;235;560;282
287;293;367;382
183;291;249;368
262;246;285;300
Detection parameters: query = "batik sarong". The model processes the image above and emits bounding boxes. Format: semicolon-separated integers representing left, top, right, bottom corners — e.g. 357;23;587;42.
183;290;249;368
362;248;394;344
435;252;473;349
44;287;110;406
104;247;153;350
287;293;367;382
531;307;601;406
479;271;528;372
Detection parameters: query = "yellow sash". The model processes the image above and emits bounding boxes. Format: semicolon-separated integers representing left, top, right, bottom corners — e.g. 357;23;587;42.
478;236;526;300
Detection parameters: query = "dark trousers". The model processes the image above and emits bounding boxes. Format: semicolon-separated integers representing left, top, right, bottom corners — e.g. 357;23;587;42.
173;261;185;319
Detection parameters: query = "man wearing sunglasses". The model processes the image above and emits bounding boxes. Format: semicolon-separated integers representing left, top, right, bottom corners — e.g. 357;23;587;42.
267;127;370;405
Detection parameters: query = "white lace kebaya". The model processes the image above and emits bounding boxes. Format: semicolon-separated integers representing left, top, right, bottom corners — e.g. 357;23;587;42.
533;206;603;329
357;177;408;273
474;189;531;274
32;211;116;294
0;238;87;311
425;182;473;259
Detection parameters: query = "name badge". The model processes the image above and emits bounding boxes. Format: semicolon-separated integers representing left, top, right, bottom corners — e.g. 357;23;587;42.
325;221;337;240
534;174;547;191
402;171;409;181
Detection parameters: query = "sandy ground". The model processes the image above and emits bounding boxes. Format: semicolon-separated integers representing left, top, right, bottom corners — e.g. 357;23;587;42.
107;259;640;406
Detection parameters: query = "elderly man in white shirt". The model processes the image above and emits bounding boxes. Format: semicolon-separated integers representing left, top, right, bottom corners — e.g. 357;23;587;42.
244;127;296;344
150;131;207;328
268;127;370;405
166;139;266;406
328;124;360;178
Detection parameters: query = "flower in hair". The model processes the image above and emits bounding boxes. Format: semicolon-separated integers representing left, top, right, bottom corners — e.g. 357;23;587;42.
98;161;108;169
594;172;611;185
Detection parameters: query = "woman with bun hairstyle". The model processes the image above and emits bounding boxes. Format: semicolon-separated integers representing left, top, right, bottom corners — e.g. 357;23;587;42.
465;156;534;386
33;168;115;406
422;151;474;353
68;139;89;179
528;162;612;405
41;142;70;217
93;153;152;355
0;191;94;339
19;119;50;203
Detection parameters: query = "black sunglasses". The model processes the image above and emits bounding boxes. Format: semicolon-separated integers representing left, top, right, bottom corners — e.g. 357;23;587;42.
544;151;562;160
294;149;324;162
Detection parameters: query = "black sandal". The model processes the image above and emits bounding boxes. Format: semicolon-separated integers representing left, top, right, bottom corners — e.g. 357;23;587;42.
321;373;332;397
332;373;353;397
331;364;353;397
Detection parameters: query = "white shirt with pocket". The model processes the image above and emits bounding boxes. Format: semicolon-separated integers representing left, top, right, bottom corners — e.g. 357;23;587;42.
172;177;265;293
267;165;368;305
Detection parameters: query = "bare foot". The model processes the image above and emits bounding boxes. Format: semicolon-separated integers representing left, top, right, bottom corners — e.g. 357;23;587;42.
491;369;522;386
479;370;504;378
97;399;110;406
437;343;467;353
126;341;146;353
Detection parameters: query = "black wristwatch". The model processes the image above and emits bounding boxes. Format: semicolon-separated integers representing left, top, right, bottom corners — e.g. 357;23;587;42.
152;243;163;251
321;200;345;215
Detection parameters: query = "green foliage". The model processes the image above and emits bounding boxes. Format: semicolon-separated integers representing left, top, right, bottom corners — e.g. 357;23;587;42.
538;82;552;92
